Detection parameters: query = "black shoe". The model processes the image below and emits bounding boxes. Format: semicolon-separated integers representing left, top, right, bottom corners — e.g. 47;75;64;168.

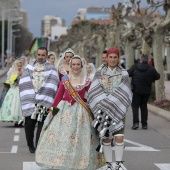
131;123;139;130
115;161;126;170
106;162;114;170
29;146;36;153
14;123;18;127
142;125;148;129
18;123;24;127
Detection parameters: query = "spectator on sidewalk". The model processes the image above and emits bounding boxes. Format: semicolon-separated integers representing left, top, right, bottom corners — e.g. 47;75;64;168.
127;54;160;130
19;47;59;153
149;52;154;67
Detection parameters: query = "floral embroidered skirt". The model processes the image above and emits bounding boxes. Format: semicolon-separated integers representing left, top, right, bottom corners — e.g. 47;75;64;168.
0;86;22;122
0;85;9;108
35;101;102;170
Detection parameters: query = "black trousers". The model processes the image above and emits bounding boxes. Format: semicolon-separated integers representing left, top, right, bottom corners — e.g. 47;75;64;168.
24;116;45;148
131;93;150;126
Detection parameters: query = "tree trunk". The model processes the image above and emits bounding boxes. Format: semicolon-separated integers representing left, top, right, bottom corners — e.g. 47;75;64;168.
166;45;170;71
79;41;85;58
141;39;151;56
152;33;165;100
95;36;105;68
125;41;135;69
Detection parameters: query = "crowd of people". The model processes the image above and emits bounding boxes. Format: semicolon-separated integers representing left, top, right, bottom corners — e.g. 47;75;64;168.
0;47;160;170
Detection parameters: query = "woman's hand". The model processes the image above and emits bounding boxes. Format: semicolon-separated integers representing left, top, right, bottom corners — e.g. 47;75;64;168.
49;110;53;118
49;107;54;118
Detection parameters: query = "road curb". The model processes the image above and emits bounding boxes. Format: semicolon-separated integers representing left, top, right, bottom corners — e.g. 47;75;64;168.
148;104;170;121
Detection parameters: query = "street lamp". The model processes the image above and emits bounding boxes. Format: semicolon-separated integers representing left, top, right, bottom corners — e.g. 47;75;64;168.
13;35;21;55
1;7;18;68
7;17;22;59
10;28;20;57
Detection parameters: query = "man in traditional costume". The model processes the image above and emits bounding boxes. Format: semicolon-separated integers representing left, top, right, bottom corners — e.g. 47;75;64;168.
88;48;132;170
19;47;59;153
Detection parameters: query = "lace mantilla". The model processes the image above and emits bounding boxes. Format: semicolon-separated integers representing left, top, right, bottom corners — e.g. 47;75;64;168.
72;76;91;91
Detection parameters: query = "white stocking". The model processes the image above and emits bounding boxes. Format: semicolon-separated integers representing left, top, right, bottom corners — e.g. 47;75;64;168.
115;141;124;162
103;142;112;163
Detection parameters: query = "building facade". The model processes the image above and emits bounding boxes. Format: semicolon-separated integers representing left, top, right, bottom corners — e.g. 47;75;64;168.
41;15;66;38
0;0;21;20
72;6;112;26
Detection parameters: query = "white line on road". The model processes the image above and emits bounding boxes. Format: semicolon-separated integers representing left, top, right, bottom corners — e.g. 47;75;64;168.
124;147;159;151
11;145;18;153
155;164;170;170
116;139;160;151
13;135;20;142
15;128;20;133
125;139;155;147
23;162;51;170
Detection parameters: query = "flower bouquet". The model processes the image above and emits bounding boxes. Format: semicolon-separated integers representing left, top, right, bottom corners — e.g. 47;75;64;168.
10;74;19;85
43;107;60;131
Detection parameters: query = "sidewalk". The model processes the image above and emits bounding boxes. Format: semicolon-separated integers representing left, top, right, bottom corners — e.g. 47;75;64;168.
0;68;9;77
148;80;170;121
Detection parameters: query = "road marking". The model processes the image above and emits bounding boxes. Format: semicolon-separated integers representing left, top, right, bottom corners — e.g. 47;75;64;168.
0;145;18;154
155;164;170;170
11;145;18;153
23;162;50;170
0;128;20;153
124;139;160;151
13;135;19;141
15;128;20;133
113;139;160;152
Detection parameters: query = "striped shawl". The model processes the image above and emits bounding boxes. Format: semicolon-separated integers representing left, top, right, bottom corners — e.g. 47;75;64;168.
87;65;132;137
19;61;59;117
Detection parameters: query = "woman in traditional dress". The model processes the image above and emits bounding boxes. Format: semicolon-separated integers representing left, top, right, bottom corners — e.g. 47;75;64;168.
48;53;56;65
86;63;96;81
0;74;10;108
0;60;16;108
56;48;74;80
19;56;28;68
0;60;23;125
87;48;132;170
36;55;102;170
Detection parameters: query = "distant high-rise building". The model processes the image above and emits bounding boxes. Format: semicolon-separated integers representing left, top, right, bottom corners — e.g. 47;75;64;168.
19;9;28;28
41;15;66;37
41;15;67;42
86;6;111;20
0;0;21;20
74;8;87;20
72;6;112;25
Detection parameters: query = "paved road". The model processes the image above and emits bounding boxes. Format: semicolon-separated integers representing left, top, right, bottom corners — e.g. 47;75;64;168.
0;74;170;170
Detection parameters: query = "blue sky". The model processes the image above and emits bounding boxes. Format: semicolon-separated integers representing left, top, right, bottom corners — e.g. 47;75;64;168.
20;0;159;38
